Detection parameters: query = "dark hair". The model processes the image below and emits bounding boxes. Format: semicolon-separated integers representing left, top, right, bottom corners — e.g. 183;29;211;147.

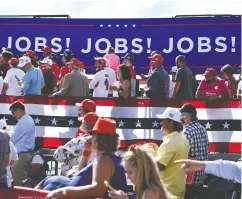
221;64;234;75
118;64;131;80
94;134;119;153
9;101;25;112
176;55;186;64
2;51;13;60
167;119;183;132
107;46;115;54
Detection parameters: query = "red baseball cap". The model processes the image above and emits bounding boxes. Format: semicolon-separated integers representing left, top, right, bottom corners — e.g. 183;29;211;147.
75;99;96;112
25;50;35;57
8;57;19;66
94;57;106;66
148;54;163;63
80;112;99;126
41;46;51;53
89;117;119;136
70;58;85;69
203;68;218;77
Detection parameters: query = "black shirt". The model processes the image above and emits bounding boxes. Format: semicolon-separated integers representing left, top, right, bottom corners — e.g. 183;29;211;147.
42;69;56;95
175;66;193;99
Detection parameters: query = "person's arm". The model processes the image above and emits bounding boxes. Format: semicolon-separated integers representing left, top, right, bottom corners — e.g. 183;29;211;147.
85;77;90;97
10;122;26;145
9;142;18;166
156;142;174;172
22;75;31;94
204;160;242;183
46;155;115;199
172;69;182;97
89;74;99;89
175;159;242;183
195;80;206;99
220;81;231;99
53;75;70;96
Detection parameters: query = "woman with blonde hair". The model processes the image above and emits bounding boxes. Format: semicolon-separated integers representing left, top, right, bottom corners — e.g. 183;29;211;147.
109;145;167;199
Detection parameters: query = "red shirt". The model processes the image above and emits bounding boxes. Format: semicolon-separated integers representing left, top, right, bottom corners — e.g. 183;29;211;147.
60;65;72;79
197;79;227;97
52;64;60;81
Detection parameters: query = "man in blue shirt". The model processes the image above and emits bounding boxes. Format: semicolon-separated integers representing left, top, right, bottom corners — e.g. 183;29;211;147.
18;56;44;95
9;101;36;185
145;53;170;98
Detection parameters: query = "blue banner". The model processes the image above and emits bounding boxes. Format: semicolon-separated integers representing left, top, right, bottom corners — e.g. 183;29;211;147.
0;16;241;74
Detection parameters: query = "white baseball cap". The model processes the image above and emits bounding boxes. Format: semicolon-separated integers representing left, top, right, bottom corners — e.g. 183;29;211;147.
0;119;7;130
156;107;182;123
39;58;53;65
170;66;178;73
18;56;31;68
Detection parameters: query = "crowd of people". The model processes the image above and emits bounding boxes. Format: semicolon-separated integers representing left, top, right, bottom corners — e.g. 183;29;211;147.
0;46;241;100
0;99;241;199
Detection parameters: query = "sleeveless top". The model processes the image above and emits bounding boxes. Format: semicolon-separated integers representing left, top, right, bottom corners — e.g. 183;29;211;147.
70;153;128;199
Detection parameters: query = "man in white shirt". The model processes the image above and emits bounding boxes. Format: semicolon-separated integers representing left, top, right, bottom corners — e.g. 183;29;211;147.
89;57;112;97
3;57;25;96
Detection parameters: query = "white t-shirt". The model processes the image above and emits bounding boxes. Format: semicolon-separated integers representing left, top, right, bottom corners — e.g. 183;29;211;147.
7;142;19;187
89;70;109;97
104;67;116;94
0;76;3;94
237;80;242;95
4;68;25;96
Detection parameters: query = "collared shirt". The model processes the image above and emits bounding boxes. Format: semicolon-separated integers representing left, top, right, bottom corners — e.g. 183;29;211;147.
157;131;190;199
146;66;170;98
204;160;242;183
10;114;35;153
22;66;44;95
183;121;209;186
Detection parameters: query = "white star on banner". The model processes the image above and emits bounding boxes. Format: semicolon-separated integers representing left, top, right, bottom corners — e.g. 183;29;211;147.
124;24;128;27
116;24;119;27
34;117;40;124
51;118;57;125
100;24;103;27
1;116;8;123
223;121;230;129
108;24;111;27
118;120;125;127
205;122;212;129
152;121;159;127
132;24;136;27
136;120;142;127
68;119;74;126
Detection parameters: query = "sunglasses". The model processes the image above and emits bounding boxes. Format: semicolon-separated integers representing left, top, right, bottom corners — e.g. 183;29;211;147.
11;109;17;115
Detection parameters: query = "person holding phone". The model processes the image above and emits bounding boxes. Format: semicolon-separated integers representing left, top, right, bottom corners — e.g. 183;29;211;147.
3;57;25;96
109;145;168;199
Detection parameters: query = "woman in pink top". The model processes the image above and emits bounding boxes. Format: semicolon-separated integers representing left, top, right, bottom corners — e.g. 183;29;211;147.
104;46;120;72
195;68;230;100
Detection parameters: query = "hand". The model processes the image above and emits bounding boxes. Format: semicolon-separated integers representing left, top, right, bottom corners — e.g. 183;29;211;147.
46;188;66;199
175;159;205;174
84;137;93;152
110;86;119;91
109;190;128;199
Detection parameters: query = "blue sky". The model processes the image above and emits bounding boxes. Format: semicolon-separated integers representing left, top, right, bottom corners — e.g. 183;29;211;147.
2;0;241;18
